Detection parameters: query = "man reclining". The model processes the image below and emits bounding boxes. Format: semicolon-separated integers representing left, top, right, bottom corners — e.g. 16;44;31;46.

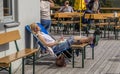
30;23;94;56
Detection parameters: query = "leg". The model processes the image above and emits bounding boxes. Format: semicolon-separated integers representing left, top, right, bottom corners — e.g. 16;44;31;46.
41;19;51;31
74;36;93;44
53;41;71;54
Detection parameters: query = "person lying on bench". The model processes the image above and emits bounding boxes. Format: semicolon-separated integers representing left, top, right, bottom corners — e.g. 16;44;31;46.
30;23;94;56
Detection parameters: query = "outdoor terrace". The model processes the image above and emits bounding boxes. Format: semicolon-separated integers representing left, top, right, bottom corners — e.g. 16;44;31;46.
15;35;120;74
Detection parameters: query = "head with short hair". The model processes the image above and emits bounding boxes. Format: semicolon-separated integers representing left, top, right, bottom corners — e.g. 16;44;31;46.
64;0;69;5
30;23;40;34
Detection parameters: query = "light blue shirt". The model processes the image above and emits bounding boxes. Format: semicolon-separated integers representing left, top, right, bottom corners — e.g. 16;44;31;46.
59;6;74;12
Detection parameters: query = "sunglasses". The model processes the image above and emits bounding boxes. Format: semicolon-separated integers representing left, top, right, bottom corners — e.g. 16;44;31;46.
66;2;69;4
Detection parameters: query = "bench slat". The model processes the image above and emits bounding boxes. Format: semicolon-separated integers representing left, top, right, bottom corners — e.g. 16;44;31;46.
54;12;82;18
0;63;10;67
0;30;20;45
71;43;88;48
95;22;116;26
0;49;38;64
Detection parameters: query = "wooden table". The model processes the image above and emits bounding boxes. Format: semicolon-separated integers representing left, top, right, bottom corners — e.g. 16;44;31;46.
52;12;83;34
71;36;95;68
71;43;88;68
85;13;120;19
85;13;120;39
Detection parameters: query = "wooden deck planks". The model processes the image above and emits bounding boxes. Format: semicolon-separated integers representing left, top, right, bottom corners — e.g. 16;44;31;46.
94;40;120;74
87;40;116;73
15;39;120;74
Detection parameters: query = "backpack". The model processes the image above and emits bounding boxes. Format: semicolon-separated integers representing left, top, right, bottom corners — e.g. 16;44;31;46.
55;54;66;67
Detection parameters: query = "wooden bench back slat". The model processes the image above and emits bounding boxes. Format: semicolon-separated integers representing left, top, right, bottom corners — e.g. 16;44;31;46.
0;30;21;45
85;13;120;19
0;49;38;64
54;12;82;18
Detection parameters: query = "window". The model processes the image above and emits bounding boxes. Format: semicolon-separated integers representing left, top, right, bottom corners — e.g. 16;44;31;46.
3;0;18;23
3;0;12;16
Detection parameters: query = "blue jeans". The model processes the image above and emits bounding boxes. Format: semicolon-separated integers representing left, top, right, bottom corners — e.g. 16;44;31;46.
83;10;94;31
41;19;51;31
52;36;74;54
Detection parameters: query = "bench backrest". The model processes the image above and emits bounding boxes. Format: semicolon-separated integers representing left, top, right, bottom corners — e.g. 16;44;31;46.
0;30;20;45
54;12;82;18
0;30;20;51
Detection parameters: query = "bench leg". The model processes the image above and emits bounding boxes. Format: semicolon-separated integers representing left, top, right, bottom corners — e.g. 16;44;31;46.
82;48;84;68
72;49;74;68
115;29;118;40
92;47;94;59
104;25;106;38
9;63;12;74
33;53;35;74
22;58;25;74
84;47;86;59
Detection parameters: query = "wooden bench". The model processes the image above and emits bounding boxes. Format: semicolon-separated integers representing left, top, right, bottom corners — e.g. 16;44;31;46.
71;43;95;68
71;43;88;68
0;30;38;74
85;13;120;38
53;12;82;34
114;25;120;39
100;7;120;12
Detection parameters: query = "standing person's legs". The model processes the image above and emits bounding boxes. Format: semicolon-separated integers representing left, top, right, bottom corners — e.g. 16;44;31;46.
41;19;51;31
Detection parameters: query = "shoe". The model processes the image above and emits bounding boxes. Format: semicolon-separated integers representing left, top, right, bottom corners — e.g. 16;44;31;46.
75;50;80;57
94;28;101;35
89;36;96;48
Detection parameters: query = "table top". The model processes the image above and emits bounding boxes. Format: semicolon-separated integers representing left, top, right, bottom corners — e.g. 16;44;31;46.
54;12;83;18
85;13;120;19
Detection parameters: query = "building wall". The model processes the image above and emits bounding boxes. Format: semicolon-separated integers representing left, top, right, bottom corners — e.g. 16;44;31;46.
0;0;40;73
0;0;3;22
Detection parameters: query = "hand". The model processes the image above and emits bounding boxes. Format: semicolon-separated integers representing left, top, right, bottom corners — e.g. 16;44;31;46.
65;4;69;8
59;36;64;41
55;40;60;45
97;10;100;14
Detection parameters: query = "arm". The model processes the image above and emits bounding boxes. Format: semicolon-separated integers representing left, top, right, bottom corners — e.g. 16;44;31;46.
59;6;66;12
71;6;74;12
49;0;54;8
97;2;101;13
